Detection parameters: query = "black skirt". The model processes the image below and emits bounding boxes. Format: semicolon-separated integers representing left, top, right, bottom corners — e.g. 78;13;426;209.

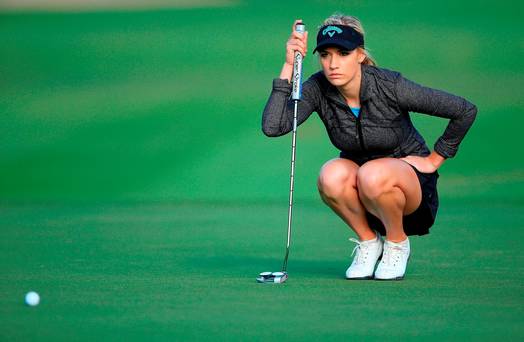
365;165;439;236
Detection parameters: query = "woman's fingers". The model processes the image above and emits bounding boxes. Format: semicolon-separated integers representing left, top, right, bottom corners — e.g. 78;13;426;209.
291;30;307;45
291;30;306;40
287;33;308;56
400;156;437;173
288;38;306;51
287;44;306;57
290;19;308;45
284;19;308;65
291;19;303;32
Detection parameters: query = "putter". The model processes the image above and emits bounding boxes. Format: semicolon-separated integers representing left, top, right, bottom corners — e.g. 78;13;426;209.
257;22;305;284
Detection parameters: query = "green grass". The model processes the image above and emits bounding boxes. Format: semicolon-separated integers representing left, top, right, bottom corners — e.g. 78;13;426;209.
1;0;523;340
1;200;523;340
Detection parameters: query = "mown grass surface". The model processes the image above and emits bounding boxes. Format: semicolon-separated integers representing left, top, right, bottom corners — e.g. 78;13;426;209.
1;1;523;340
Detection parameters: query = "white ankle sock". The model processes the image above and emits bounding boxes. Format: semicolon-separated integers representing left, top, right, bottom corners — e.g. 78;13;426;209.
387;238;409;246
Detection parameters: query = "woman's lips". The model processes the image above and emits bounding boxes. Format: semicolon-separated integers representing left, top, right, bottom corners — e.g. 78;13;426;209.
329;74;343;78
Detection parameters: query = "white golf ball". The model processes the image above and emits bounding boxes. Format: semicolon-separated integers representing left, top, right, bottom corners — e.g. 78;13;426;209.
25;291;40;306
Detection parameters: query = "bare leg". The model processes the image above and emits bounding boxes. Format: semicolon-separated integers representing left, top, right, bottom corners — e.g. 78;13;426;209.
357;158;422;243
317;158;376;241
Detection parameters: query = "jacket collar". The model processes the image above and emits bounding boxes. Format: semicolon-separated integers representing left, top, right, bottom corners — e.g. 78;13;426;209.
359;64;374;102
321;63;374;106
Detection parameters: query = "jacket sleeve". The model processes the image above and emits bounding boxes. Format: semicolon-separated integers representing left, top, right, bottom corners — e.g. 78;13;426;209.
261;77;320;137
394;74;477;158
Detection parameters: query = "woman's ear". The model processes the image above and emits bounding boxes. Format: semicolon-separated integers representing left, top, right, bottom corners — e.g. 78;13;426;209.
358;48;366;63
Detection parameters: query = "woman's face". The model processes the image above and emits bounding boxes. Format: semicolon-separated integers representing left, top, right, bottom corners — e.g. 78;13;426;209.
318;47;366;88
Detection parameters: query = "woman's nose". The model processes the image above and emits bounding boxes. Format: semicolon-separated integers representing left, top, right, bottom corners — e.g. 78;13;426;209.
329;56;339;69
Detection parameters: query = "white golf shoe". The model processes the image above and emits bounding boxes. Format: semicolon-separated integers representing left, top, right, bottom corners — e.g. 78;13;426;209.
374;238;410;280
345;232;383;280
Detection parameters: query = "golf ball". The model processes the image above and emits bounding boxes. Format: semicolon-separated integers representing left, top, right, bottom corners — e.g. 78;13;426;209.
25;291;40;306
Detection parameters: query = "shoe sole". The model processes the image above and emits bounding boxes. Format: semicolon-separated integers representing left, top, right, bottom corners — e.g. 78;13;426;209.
373;276;404;281
345;276;374;280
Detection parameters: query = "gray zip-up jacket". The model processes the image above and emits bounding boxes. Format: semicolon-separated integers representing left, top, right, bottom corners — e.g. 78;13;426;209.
262;64;477;165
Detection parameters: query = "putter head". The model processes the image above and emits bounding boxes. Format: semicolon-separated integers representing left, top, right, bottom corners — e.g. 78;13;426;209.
256;271;288;284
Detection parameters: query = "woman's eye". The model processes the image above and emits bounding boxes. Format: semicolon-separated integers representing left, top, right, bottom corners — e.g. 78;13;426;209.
339;50;350;56
320;53;328;58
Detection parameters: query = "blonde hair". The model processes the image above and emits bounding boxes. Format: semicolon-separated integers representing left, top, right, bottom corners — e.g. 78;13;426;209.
321;12;377;66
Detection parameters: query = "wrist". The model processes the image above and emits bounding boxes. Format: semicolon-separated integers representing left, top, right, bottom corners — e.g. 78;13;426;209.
427;151;445;169
279;63;293;82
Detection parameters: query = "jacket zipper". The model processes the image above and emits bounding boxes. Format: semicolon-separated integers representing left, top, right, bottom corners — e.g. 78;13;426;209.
354;109;366;151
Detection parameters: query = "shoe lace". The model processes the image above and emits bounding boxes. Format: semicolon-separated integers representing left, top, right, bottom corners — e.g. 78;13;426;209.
381;243;407;267
349;238;369;265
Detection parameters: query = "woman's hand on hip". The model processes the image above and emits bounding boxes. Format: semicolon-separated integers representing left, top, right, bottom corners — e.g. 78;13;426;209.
400;151;446;173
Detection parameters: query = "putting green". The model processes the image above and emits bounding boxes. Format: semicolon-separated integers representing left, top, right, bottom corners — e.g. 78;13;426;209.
1;200;523;340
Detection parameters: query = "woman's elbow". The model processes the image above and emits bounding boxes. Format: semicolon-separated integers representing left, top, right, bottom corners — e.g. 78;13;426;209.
262;123;283;137
465;102;478;124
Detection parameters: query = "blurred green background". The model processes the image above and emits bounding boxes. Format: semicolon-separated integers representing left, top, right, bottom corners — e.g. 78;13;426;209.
1;0;522;203
1;0;523;340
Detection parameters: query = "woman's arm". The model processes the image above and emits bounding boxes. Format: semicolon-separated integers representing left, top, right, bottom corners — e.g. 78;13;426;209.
261;20;319;137
394;74;477;172
394;74;478;159
262;77;320;137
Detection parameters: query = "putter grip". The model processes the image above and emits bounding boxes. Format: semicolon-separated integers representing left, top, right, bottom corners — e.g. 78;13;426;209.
291;23;305;100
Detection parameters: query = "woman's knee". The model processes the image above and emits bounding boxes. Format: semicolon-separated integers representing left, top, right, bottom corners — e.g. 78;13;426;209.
317;158;358;200
357;160;393;200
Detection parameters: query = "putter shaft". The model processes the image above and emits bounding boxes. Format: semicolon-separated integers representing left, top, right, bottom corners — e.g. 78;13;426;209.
282;99;299;272
280;22;305;275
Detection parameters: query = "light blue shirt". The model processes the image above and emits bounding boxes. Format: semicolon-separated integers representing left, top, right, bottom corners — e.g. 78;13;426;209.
350;107;360;118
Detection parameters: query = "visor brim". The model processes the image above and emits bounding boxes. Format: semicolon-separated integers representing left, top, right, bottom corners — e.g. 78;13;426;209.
313;40;360;54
